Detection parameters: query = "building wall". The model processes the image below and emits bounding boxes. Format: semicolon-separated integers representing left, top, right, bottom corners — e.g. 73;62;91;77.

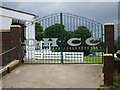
0;16;12;30
0;7;36;61
0;7;35;30
0;7;35;22
0;26;21;66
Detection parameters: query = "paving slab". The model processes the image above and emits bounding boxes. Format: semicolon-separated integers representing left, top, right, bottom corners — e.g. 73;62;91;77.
2;64;103;88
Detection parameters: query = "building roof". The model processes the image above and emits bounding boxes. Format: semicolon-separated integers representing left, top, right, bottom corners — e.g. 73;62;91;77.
0;6;37;17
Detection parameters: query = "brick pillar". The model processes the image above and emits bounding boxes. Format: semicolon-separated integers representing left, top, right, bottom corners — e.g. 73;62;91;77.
104;54;114;85
104;24;114;54
10;25;22;63
104;23;115;86
0;31;1;90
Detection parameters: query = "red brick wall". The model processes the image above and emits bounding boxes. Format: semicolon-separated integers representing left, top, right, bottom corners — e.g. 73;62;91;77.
0;26;22;66
2;32;11;52
104;25;114;54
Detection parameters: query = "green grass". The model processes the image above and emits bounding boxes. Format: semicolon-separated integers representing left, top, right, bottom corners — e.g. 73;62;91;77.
84;56;103;63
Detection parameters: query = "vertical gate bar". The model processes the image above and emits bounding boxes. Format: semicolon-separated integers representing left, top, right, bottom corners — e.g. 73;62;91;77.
73;17;75;30
81;19;83;26
76;17;78;30
118;24;120;49
83;18;85;26
60;13;63;64
51;17;52;63
78;19;80;27
85;19;87;28
51;17;52;26
64;15;67;63
93;23;95;38
69;16;70;31
43;19;45;63
57;16;59;63
117;24;118;49
70;15;72;30
47;44;49;63
66;15;68;31
94;24;96;38
21;27;23;62
88;21;92;63
46;18;48;28
71;17;73;31
79;18;81;26
53;16;55;25
31;25;33;63
92;23;94;37
28;25;32;63
43;19;45;30
92;23;94;63
71;16;74;31
28;25;30;63
101;24;104;63
97;24;99;38
117;24;120;49
94;24;96;63
96;24;97;38
57;15;59;24
45;19;47;30
21;25;23;63
97;25;99;63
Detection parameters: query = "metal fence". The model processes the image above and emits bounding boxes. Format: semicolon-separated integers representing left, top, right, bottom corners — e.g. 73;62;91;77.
114;24;120;51
24;13;104;64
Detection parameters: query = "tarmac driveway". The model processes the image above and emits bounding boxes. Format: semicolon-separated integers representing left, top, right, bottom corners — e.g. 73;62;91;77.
2;64;103;88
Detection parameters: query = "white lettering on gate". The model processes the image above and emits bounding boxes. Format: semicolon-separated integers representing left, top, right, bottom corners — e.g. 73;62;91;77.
24;37;100;47
67;38;81;46
86;37;100;46
43;38;58;47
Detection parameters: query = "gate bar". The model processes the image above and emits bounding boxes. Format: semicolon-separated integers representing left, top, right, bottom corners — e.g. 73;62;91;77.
60;13;64;64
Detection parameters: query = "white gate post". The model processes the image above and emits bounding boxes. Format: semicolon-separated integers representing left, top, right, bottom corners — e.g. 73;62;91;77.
25;21;35;60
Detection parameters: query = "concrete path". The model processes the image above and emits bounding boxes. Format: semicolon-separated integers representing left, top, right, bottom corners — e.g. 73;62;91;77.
2;64;103;88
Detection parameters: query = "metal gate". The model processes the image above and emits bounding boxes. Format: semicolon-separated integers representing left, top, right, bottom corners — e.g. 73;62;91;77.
23;13;104;64
115;24;120;51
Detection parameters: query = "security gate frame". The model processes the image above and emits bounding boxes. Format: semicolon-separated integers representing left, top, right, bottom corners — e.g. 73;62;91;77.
23;13;104;64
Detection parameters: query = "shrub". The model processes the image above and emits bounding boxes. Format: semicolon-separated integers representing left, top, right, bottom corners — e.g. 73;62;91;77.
90;46;98;54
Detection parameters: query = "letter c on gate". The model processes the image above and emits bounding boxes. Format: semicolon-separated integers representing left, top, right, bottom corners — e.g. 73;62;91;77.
67;38;81;46
85;37;100;46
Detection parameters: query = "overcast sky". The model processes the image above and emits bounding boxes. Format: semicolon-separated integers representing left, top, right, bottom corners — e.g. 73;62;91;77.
2;2;118;24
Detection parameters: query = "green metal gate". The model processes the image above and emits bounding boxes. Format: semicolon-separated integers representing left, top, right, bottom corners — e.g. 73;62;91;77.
24;13;104;64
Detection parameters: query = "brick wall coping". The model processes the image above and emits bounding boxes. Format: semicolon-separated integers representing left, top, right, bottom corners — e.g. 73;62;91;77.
0;60;19;75
104;54;113;56
0;29;10;33
10;25;21;28
104;23;114;25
